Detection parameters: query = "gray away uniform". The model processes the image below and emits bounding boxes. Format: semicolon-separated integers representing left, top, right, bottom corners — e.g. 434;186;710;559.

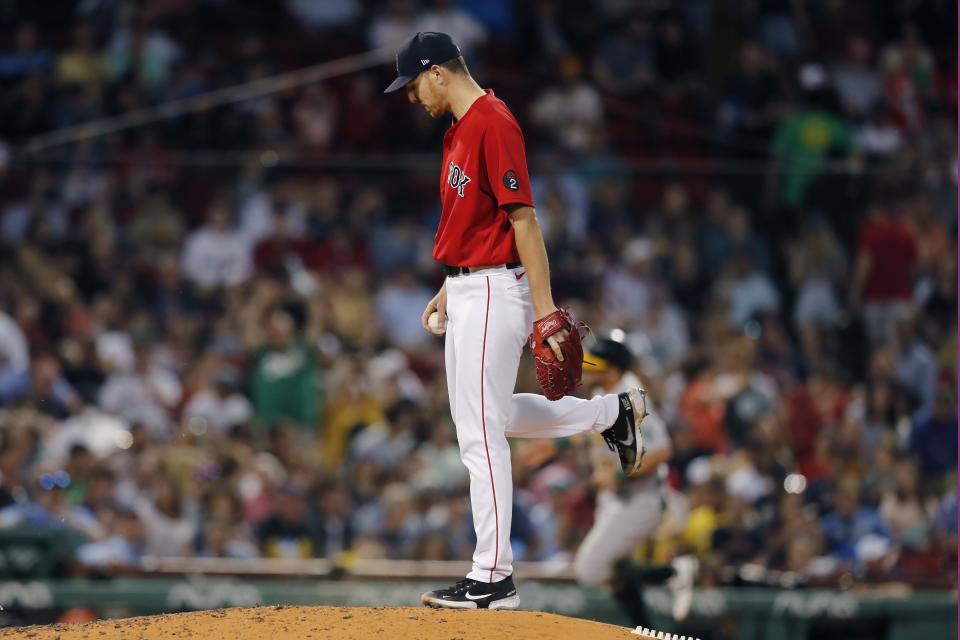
574;371;672;586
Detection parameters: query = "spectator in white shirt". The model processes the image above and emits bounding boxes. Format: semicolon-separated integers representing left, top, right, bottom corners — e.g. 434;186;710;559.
530;56;604;152
628;290;690;375
135;476;196;557
368;0;418;51
375;271;434;350
417;0;488;55
0;310;28;400
183;367;253;436
181;204;252;290
832;35;882;119
603;237;655;329
76;505;146;569
286;0;361;32
99;341;182;438
721;252;781;329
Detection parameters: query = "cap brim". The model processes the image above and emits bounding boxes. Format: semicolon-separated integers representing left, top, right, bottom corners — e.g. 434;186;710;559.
383;75;414;93
583;354;611;372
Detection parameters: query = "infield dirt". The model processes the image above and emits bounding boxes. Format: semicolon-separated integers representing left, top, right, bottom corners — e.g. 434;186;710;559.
0;605;643;639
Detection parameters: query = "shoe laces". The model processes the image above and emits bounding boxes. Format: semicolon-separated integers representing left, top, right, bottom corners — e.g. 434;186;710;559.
601;429;619;453
449;578;474;594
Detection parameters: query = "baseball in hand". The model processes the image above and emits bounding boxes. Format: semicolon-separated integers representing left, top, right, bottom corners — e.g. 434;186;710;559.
428;311;445;335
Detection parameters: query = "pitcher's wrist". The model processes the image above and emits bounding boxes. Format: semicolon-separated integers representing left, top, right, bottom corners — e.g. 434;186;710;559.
533;301;557;320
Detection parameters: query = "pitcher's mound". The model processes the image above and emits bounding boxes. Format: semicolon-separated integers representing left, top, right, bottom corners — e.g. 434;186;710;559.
0;605;641;640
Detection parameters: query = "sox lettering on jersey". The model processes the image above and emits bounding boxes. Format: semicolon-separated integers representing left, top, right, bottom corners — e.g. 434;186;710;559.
448;162;471;198
433;91;530;265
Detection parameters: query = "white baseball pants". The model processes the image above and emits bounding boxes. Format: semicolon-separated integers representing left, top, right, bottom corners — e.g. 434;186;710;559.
444;265;621;583
573;490;664;586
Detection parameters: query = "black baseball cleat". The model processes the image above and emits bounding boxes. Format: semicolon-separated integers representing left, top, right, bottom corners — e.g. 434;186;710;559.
421;576;519;610
601;388;648;476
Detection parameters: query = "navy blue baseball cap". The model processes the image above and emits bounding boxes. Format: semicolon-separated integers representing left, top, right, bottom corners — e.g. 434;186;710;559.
383;32;462;93
584;337;634;372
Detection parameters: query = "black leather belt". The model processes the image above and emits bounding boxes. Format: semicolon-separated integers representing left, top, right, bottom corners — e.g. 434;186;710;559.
443;262;521;277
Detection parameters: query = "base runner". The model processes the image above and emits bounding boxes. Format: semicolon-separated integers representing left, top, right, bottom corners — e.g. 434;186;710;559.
575;337;697;626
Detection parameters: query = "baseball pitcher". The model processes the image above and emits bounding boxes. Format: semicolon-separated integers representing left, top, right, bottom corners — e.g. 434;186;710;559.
384;32;649;610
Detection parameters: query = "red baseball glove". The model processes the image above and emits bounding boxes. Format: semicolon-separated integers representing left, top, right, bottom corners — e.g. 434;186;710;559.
528;309;586;401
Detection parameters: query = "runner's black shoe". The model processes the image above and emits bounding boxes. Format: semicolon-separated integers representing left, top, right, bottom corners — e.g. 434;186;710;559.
600;388;648;476
421;575;519;610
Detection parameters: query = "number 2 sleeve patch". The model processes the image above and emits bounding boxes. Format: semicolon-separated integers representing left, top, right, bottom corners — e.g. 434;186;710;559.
482;121;534;209
502;170;519;192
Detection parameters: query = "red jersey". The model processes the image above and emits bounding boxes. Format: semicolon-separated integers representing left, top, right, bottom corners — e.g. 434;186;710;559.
857;216;917;302
433;90;534;266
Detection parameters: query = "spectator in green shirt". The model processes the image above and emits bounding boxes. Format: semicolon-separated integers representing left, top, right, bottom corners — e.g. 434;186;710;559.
248;307;321;433
769;67;856;209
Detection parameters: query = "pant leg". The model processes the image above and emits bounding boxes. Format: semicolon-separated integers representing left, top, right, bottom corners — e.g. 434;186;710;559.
445;271;528;583
612;575;649;628
506;393;621;439
573;491;664;587
444;286;458;425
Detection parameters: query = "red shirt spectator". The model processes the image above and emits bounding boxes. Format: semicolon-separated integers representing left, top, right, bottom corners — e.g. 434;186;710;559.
786;376;850;471
856;208;917;302
253;236;317;278
253;214;325;277
678;375;729;454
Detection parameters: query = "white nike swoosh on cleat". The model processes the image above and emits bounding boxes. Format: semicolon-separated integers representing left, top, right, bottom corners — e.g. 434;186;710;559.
464;592;491;600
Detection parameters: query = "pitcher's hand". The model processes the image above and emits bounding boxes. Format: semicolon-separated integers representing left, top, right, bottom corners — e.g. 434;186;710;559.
421;284;448;333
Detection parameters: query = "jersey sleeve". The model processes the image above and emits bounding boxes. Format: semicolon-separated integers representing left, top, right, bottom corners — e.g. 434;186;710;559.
481;119;535;209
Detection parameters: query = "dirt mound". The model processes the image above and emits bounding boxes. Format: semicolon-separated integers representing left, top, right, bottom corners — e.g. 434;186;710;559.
0;605;644;640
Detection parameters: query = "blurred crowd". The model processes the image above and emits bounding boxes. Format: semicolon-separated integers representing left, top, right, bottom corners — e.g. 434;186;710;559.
0;0;956;589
